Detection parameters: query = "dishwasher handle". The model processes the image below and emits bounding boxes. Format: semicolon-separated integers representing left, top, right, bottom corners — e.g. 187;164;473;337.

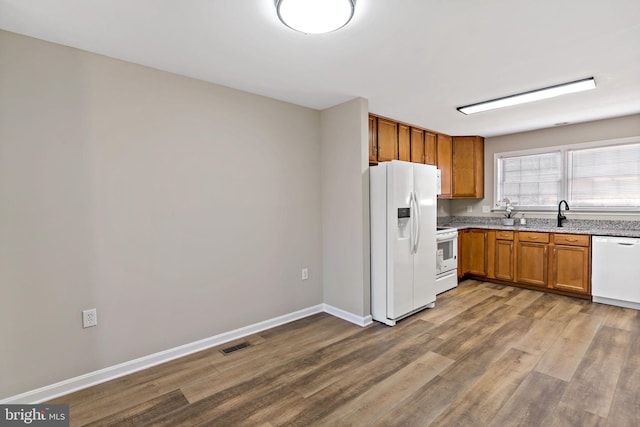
593;236;640;246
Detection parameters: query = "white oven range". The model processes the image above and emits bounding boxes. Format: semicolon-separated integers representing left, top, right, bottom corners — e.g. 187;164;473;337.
436;227;458;294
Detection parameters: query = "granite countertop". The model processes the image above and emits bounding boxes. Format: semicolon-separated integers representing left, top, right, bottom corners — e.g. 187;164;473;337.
438;216;640;238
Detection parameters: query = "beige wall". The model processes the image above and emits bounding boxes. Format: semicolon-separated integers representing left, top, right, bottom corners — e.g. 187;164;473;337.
320;98;370;317
451;114;640;220
0;30;323;398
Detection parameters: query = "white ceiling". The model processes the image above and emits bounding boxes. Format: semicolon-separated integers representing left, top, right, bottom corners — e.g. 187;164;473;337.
1;0;639;137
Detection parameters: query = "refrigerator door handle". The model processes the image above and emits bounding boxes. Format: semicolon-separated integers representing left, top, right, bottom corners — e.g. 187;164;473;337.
414;191;421;253
409;192;417;254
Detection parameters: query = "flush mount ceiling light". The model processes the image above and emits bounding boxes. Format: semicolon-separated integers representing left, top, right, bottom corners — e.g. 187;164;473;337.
276;0;356;34
457;77;597;115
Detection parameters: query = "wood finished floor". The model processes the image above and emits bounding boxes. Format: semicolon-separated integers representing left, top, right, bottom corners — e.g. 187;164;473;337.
49;279;640;426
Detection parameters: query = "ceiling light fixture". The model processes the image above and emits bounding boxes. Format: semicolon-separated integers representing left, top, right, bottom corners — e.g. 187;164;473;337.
457;77;597;115
276;0;356;34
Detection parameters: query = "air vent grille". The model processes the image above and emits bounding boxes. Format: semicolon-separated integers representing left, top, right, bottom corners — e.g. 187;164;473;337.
220;341;251;355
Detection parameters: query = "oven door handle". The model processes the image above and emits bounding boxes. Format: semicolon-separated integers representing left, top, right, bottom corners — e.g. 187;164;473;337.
437;231;457;241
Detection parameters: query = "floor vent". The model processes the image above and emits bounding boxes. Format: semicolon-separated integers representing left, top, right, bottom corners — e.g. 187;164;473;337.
220;341;251;355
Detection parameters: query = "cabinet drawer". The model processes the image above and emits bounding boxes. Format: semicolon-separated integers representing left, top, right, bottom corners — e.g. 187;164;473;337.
518;231;549;243
496;230;514;240
553;233;590;247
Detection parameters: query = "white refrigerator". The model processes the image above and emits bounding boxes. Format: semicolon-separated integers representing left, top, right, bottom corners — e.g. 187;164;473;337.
370;160;438;326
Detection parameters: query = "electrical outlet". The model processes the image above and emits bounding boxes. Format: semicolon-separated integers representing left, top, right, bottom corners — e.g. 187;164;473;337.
466;205;473;213
482;205;491;213
301;268;309;280
82;309;98;328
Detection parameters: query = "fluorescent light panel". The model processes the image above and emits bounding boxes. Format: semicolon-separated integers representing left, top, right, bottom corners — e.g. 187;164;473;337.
457;77;596;115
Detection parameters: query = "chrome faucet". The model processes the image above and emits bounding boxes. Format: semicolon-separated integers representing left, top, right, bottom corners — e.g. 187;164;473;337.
557;200;570;227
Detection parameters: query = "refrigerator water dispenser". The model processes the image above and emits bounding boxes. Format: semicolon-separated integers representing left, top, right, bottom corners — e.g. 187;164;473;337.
397;207;410;239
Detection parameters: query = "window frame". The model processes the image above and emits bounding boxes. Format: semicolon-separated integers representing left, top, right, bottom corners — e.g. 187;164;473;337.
494;136;640;213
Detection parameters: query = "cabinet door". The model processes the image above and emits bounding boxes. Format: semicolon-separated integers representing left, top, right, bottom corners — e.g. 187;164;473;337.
425;132;437;165
369;115;378;163
377;118;398;162
398;123;411;162
468;230;488;277
495;239;514;281
458;230;468;278
551;245;590;294
410;127;425;163
437;134;453;198
516;242;548;287
452;136;484;198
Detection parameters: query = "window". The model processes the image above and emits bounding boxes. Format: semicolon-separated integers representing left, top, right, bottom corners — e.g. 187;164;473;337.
495;137;640;212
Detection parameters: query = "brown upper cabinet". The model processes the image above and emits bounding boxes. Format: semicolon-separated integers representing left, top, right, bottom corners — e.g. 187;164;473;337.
368;115;378;164
368;114;484;199
452;136;484;198
425;132;437;166
410;127;425;163
376;117;399;162
398;123;411;162
410;128;437;166
436;134;453;198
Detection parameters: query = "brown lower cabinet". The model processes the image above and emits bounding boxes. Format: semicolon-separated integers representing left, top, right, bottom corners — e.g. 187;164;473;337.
516;242;548;287
459;229;591;298
457;229;488;278
550;234;591;294
494;231;514;281
516;231;550;287
467;229;488;276
458;230;467;279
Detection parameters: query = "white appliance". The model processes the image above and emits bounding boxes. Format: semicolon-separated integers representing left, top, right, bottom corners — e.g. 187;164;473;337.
592;236;640;310
370;160;438;326
436;227;458;294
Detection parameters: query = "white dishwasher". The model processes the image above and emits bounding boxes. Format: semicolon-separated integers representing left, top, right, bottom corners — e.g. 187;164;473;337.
592;236;640;310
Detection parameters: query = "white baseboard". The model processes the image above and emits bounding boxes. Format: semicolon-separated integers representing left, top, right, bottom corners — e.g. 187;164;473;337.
593;296;640;311
1;303;372;404
323;303;373;327
1;304;325;404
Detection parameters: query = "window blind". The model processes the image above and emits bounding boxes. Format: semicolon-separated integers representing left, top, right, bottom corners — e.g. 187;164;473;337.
497;152;562;208
568;143;640;207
